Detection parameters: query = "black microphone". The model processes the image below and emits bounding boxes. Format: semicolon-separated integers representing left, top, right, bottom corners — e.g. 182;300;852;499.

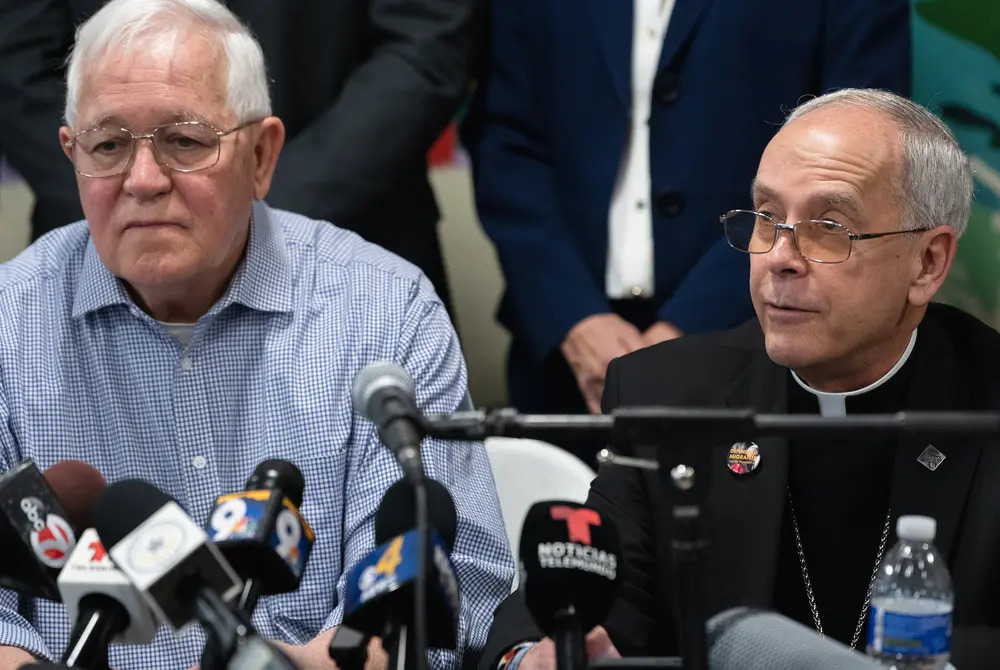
206;459;314;613
707;608;882;669
352;362;425;482
92;480;299;670
0;460;104;601
56;526;160;669
91;479;302;670
0;460;136;669
374;478;457;552
337;479;461;670
92;480;243;631
519;501;622;670
202;460;314;670
328;624;372;670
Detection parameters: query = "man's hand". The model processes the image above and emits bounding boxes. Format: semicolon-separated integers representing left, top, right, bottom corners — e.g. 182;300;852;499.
187;630;388;670
269;628;388;670
642;321;683;348
519;626;621;670
561;314;645;413
0;645;34;669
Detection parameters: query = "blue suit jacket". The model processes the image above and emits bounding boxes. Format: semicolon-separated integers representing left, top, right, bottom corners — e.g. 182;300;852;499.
464;0;910;364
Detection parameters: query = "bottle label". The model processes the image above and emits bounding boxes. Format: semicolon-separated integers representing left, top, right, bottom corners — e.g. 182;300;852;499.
868;604;952;656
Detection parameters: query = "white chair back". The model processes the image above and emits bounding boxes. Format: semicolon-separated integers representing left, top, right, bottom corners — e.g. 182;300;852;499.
484;437;597;590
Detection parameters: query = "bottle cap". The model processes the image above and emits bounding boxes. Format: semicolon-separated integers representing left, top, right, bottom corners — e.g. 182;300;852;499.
896;515;936;542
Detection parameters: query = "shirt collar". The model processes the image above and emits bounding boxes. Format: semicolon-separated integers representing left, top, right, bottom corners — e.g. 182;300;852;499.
72;200;293;319
211;200;293;315
790;328;918;417
72;238;132;318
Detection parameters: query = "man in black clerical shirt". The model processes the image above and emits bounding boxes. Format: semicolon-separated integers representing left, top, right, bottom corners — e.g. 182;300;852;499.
481;88;1000;670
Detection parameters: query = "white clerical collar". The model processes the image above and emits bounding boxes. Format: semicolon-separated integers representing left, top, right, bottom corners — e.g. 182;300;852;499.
791;329;918;417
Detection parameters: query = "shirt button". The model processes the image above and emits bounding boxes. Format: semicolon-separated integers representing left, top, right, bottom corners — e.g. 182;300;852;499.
631;286;643;297
192;455;207;470
180;357;194;371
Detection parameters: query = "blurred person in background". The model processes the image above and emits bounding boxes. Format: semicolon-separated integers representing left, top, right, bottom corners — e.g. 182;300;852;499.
0;0;476;311
463;0;910;463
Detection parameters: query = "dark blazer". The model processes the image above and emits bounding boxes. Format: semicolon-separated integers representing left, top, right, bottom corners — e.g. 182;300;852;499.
463;0;910;366
0;0;474;306
482;303;1000;670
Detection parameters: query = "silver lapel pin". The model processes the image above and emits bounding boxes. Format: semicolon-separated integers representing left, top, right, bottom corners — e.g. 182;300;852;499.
917;445;946;471
597;448;659;471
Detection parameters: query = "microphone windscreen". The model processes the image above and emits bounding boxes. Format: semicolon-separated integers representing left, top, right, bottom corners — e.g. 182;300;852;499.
91;479;175;548
244;459;304;507
42;461;107;530
518;501;622;634
707;608;882;669
374;478;458;551
351;361;415;420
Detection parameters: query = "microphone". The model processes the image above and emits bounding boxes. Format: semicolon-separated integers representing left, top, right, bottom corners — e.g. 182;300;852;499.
0;460;104;600
56;528;159;668
92;480;298;670
707;608;882;669
206;459;315;613
518;501;622;670
352;362;425;481
328;624;372;670
201;460;314;670
338;479;461;669
374;478;457;551
92;479;243;632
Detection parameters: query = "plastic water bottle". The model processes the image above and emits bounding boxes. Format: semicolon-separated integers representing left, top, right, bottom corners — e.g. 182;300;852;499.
867;515;953;670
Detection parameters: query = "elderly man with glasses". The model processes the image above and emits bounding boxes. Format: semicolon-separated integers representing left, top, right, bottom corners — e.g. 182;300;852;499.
0;0;513;668
480;88;1000;670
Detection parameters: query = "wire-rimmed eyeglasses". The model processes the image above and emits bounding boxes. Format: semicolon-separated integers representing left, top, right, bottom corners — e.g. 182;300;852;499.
64;119;262;178
720;209;932;264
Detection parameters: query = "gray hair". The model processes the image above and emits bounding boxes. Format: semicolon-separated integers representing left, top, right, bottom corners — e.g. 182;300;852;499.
786;88;973;237
64;0;270;128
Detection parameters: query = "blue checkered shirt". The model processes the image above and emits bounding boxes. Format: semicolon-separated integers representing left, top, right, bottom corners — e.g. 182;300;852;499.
0;201;514;669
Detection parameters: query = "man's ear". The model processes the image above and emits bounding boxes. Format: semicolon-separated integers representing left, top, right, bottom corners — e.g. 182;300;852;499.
59;127;75;163
250;117;285;200
908;226;957;308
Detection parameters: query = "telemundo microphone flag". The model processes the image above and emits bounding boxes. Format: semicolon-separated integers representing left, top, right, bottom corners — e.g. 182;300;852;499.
913;0;1000;327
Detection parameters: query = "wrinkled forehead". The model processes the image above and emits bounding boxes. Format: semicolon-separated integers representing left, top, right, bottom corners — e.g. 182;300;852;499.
753;108;903;213
75;28;230;130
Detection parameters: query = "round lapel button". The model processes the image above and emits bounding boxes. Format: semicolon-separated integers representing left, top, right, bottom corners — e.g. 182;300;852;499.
727;441;761;476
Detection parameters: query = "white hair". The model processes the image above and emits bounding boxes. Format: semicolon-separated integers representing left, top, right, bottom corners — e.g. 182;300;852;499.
786;88;973;238
64;0;270;128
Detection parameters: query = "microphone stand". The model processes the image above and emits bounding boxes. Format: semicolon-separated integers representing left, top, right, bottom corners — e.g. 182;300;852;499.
193;587;247;670
194;585;298;670
60;595;127;669
609;414;716;670
412;477;430;670
551;606;585;670
380;399;431;670
422;407;1000;670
